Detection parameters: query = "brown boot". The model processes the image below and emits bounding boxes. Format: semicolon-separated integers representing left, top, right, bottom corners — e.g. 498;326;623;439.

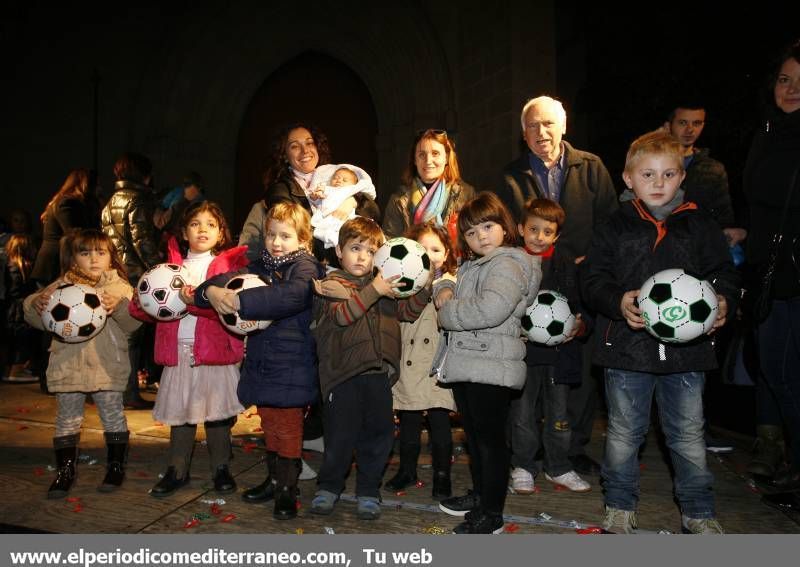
747;425;785;478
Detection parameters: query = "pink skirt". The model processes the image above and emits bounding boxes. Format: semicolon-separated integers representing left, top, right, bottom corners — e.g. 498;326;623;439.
153;343;244;425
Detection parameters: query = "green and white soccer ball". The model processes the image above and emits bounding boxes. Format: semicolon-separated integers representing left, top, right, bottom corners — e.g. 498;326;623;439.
521;289;576;346
637;268;718;344
373;237;431;298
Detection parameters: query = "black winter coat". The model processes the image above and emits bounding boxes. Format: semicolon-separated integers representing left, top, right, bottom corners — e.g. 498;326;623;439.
581;199;740;374
682;148;735;228
31;197;99;283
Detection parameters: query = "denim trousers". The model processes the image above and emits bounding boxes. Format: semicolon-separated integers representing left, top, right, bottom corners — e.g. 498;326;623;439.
603;368;715;519
509;365;572;476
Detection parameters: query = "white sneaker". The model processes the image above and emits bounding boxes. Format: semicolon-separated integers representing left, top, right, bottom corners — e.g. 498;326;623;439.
302;436;325;453
603;506;638;534
545;470;591;492
508;467;536;494
299;458;318;480
681;516;724;534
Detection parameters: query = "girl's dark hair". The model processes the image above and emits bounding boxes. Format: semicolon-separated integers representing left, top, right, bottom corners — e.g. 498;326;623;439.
403;221;458;276
178;201;232;257
456;192;518;258
262;123;332;193
59;229;127;280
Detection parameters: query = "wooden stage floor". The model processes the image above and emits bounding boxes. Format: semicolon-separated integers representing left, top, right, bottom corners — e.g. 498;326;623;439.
1;381;797;534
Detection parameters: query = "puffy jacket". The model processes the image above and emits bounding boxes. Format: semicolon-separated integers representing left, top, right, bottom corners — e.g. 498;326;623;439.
435;247;541;390
128;238;248;367
23;270;141;392
101;180;162;283
382;181;476;241
682;148;735;227
581;199;741;374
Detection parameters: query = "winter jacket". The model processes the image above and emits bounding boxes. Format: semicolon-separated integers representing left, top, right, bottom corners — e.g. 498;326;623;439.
499;142;618;259
195;250;325;408
682;148;735;228
101;180;163;284
393;273;457;411
581;199;740;374
435;247;541;390
23;270;141;392
5;263;36;334
382;180;476;240
313;270;431;398
744;108;800;299
128;238;248;367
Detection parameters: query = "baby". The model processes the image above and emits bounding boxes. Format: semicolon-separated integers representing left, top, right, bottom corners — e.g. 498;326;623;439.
308;163;376;249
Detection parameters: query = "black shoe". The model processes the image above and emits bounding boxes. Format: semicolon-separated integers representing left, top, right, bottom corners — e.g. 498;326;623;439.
439;490;480;516
273;486;298;520
213;465;237;494
569;454;602;476
431;471;452;500
123;397;154;410
150;466;190;498
47;444;78;499
384;470;417;492
98;432;128;492
453;510;504;534
770;467;800;492
763;490;800;512
242;478;276;503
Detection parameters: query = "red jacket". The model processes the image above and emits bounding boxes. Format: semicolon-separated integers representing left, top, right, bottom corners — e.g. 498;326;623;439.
128;237;249;366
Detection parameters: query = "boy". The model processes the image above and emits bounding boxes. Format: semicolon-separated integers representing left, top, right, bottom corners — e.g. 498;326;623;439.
509;199;591;495
310;217;431;520
581;131;740;534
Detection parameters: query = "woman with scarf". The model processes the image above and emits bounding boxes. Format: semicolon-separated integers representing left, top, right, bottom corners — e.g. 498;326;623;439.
383;129;475;245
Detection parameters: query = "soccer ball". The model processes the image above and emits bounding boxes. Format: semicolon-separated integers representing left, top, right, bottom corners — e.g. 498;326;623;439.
637;268;718;344
521;289;576;346
218;274;272;335
41;283;107;343
373;237;431;298
137;263;189;321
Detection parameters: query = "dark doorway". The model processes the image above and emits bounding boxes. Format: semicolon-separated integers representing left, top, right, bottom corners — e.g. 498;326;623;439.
234;51;379;234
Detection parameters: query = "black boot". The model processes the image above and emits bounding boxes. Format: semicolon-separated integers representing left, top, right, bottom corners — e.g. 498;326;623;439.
47;435;79;499
242;451;278;503
150;466;190;498
273;457;300;520
98;431;129;492
384;442;420;492
431;441;452;500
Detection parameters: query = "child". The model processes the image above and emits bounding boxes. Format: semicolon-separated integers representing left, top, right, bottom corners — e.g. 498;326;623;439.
509;199;591;495
310;217;431;520
307;163;377;249
581;130;740;534
434;192;541;534
129;201;248;498
4;234;38;381
23;229;141;498
386;222;457;500
195;202;324;520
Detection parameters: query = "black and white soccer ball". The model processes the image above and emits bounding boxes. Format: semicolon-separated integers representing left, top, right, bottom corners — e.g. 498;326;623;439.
41;283;107;343
373;237;431;298
521;289;576;346
137;263;189;321
218;274;271;335
638;268;718;344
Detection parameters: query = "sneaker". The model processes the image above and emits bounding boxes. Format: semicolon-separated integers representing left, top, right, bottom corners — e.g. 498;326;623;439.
310;490;338;515
356;496;381;520
302;436;325;453
509;467;536;495
453;510;504;534
439;490;480;516
705;435;734;454
681;516;724;534
545;470;591;493
602;506;638;534
299;458;317;480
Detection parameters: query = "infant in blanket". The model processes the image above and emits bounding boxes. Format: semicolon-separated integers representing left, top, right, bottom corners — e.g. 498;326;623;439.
308;163;376;249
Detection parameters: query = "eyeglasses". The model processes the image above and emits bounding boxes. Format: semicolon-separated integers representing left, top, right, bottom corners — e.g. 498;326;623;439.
415;128;448;139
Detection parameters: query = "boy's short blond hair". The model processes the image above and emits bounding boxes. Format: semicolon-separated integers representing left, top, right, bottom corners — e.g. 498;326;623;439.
624;130;684;173
337;216;385;249
265;202;313;250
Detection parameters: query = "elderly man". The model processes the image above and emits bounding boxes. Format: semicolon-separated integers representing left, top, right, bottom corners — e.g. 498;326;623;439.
498;96;618;488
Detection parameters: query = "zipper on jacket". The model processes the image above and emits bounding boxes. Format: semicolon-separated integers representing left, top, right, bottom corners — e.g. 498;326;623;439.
604;321;613;346
658;343;666;362
108;329;122;363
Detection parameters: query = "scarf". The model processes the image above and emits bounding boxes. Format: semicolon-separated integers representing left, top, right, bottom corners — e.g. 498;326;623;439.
291;168;315;192
261;248;309;281
64;266;101;287
620;188;685;220
411;177;450;225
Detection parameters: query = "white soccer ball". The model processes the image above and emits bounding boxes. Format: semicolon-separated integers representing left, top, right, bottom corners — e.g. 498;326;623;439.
637;268;719;344
521;289;576;346
373;237;431;298
42;283;107;343
136;263;189;321
218;274;272;335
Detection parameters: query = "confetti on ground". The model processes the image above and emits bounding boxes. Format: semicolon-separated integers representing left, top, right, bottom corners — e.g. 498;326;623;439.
576;527;607;534
33;467;44;476
539;512;552;520
221;514;236;523
295;528;304;535
71;504;83;513
16;425;28;431
200;498;226;505
134;471;149;478
183;519;199;529
16;407;31;413
415;480;425;488
395;491;407;497
504;523;520;533
421;526;447;535
192;513;211;521
324;527;335;534
46;465;56;472
77;455;98;465
66;497;81;503
210;503;221;515
553;484;567;491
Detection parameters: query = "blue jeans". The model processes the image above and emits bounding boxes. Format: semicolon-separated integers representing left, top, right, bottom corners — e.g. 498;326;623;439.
603;368;715;519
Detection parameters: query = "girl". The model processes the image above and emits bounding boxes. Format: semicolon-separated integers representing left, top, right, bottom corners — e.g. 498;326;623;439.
385;222;457;500
23;229;141;498
433;192;541;534
4;233;38;381
195;201;324;520
129;201;248;498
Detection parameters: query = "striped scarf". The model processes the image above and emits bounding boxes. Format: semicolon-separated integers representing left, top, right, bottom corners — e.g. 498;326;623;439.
411;177;449;226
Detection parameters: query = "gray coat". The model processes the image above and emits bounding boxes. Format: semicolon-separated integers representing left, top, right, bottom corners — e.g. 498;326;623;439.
434;247;541;390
